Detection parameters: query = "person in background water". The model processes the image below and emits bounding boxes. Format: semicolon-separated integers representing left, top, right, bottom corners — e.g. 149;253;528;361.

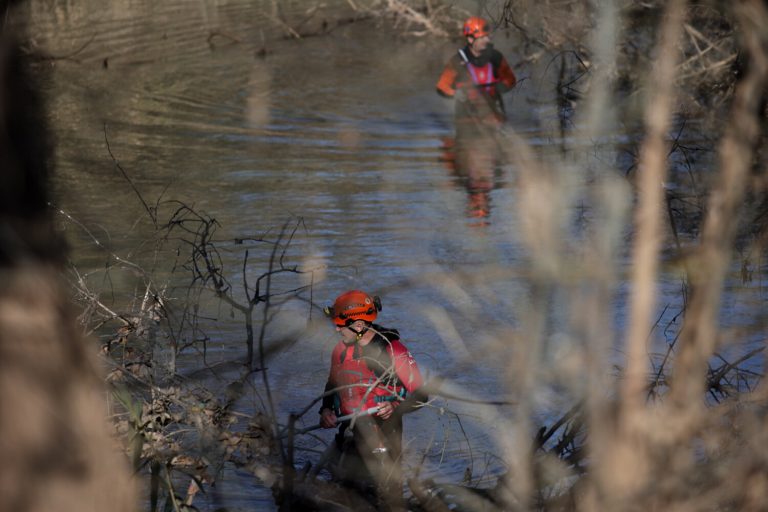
436;16;517;134
436;16;517;224
319;290;427;511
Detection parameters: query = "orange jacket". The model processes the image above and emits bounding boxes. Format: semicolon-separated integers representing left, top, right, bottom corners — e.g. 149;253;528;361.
436;46;516;98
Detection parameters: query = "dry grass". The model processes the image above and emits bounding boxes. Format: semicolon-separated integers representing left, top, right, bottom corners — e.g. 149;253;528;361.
4;0;768;511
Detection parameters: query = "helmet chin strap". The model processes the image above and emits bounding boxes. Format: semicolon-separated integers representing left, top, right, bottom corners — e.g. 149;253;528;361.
343;322;370;343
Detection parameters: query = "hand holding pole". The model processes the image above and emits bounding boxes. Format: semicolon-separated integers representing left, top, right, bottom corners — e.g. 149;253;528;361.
279;406;382;439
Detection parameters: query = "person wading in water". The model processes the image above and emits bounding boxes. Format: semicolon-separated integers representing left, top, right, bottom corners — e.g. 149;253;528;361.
319;290;427;511
436;15;517;133
436;16;518;223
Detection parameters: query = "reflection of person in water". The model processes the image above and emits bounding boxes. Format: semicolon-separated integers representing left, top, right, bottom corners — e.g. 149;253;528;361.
439;136;502;223
436;16;517;224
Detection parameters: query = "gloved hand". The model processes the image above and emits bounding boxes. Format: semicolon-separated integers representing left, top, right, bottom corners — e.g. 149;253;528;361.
453;88;467;103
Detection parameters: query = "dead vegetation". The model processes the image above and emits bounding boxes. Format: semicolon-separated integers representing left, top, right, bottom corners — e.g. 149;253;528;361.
47;0;768;510
4;0;768;511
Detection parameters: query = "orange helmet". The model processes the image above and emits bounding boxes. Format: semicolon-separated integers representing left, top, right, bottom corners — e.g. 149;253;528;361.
324;290;382;327
463;16;490;39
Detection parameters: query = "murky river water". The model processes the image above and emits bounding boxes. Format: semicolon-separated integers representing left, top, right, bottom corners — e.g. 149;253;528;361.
20;0;767;509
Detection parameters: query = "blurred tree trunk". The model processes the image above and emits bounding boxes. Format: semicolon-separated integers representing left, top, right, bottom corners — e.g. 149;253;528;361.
0;3;136;511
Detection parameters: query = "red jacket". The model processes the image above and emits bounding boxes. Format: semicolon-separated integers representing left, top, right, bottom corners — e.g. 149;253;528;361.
321;326;424;416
